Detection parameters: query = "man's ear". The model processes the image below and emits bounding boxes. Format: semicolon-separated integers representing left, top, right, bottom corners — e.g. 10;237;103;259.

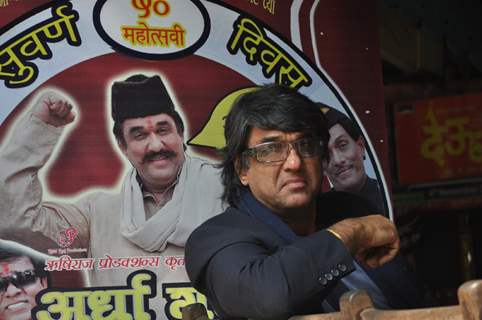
179;132;186;151
356;137;366;160
40;277;48;288
117;139;128;156
235;157;249;186
321;156;328;173
356;137;365;152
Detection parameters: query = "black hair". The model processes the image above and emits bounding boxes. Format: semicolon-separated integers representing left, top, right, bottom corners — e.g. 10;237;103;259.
337;117;361;141
0;244;50;286
324;107;362;141
220;84;330;206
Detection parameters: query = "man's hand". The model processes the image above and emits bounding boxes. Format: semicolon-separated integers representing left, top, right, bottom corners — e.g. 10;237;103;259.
32;91;76;127
327;215;400;268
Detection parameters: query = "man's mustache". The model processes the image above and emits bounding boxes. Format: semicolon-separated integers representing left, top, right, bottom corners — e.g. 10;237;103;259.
142;150;176;163
334;165;352;176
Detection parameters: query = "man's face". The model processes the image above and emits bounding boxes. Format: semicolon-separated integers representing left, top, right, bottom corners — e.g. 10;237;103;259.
0;257;47;320
120;113;185;190
238;128;322;215
324;123;366;192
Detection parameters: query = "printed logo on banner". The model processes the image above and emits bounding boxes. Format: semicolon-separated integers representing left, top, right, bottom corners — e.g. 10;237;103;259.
93;0;210;59
57;226;78;248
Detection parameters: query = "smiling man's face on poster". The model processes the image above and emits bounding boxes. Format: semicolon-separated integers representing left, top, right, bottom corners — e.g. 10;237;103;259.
0;257;47;320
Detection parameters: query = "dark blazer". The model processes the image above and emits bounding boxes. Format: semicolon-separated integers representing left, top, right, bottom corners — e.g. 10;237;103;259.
186;191;423;320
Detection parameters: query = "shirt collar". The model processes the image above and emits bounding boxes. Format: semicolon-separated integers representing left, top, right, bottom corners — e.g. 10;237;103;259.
135;166;182;202
238;189;299;244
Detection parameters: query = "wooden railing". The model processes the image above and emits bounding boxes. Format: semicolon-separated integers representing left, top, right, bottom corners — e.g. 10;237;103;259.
182;279;482;320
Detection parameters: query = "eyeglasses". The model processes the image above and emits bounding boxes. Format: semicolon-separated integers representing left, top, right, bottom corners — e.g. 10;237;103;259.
243;137;324;163
0;270;38;293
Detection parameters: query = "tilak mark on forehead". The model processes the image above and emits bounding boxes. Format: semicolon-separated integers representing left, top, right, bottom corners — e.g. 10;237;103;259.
0;262;9;274
146;118;154;131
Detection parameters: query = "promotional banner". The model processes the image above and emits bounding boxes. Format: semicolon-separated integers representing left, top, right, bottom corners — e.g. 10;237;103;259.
0;1;390;319
394;93;482;186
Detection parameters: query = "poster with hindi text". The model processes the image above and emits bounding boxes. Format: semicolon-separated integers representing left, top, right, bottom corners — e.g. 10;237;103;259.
0;1;389;319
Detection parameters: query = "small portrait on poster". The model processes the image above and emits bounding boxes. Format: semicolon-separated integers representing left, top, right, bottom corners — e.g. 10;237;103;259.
322;106;386;215
0;241;50;320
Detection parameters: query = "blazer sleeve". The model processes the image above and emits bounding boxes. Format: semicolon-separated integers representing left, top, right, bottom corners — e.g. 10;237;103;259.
186;211;355;320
